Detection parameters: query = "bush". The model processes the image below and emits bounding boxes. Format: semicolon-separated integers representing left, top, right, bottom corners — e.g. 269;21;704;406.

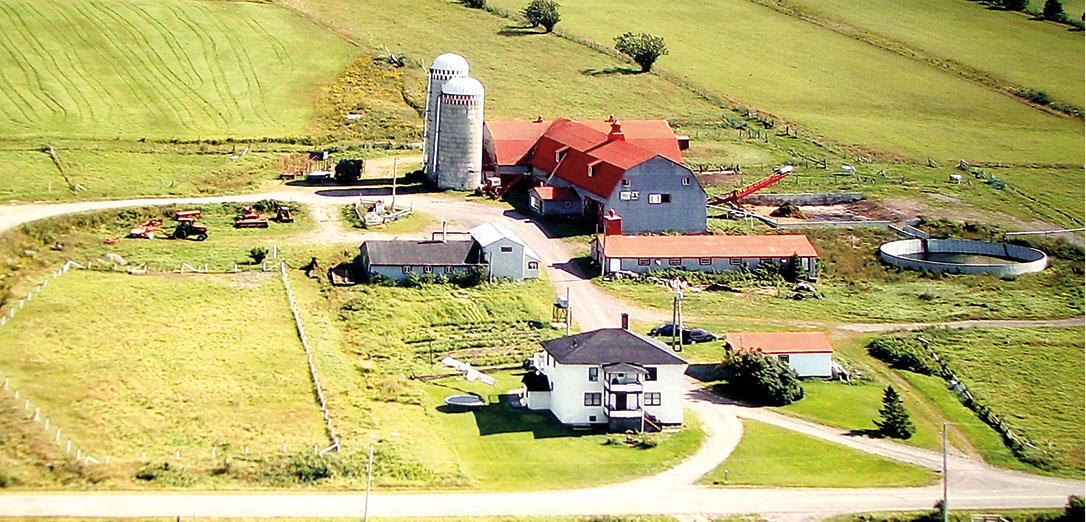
874;386;916;439
134;462;194;486
0;470;14;488
614;32;668;72
866;337;941;375
462;0;486;7
522;0;561;32
1042;0;1065;21
334;159;363;184
718;351;804;406
249;246;269;264
1000;0;1028;10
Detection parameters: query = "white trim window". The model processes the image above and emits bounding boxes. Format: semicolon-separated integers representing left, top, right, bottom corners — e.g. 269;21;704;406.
584;392;602;406
645;392;662;406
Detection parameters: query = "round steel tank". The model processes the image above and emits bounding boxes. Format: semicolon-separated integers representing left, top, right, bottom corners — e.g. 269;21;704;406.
435;76;484;192
424;54;470;183
879;238;1047;276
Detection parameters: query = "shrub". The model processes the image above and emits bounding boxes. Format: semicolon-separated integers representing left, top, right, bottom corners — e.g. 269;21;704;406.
718;351;804;406
866;337;941;375
874;386;915;439
449;266;487;288
1000;0;1028;10
614;32;668;72
0;470;14;488
249;246;269;264
462;0;486;7
522;0;561;32
334;159;363;183
134;462;194;486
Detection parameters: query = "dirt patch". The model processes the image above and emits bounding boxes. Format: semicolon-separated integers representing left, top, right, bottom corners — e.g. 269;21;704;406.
696;171;744;186
770;203;807;219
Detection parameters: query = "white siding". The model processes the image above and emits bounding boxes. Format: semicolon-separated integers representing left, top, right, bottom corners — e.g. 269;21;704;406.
779;352;833;378
537;357;686;426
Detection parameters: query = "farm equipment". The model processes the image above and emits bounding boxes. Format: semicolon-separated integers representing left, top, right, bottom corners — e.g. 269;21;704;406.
127;219;165;239
235;205;269;228
173;221;209;241
710;165;793;206
275;205;294;223
174;209;202;221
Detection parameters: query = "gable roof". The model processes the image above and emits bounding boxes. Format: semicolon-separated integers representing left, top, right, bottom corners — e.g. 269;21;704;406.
726;331;835;354
484;118;684;168
362;239;482;266
541;328;687;365
468;222;541;261
596;234;819;259
484;120;551;166
530;185;577;201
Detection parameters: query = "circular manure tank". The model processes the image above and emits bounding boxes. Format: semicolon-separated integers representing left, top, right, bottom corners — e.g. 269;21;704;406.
879;238;1047;276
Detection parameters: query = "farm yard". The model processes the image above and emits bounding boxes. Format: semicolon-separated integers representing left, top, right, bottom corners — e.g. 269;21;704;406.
0;0;1080;516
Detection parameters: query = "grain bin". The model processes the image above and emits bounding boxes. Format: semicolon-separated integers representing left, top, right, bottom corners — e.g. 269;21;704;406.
435;76;485;192
424;54;470;183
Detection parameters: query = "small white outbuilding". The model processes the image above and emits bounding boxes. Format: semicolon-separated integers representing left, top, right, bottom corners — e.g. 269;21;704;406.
724;331;835;378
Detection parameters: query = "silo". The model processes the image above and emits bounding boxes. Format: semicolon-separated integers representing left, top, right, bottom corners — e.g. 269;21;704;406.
435;76;485;192
424;54;469;183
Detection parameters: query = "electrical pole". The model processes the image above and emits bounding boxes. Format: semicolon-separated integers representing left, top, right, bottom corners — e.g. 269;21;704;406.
565;286;571;336
390;158;398;211
942;422;948;522
364;442;374;522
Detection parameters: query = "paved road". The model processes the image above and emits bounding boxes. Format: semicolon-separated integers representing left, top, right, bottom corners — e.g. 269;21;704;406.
1;183;1082;518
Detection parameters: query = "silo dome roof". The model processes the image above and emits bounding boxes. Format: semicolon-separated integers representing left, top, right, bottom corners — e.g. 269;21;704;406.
441;76;484;96
431;53;469;74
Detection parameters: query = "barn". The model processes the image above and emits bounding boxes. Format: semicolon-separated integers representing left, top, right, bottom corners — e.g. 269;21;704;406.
591;232;820;278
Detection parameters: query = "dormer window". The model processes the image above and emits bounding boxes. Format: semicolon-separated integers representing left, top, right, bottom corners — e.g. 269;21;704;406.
587;160;601;178
587;165;594;177
554;146;569;163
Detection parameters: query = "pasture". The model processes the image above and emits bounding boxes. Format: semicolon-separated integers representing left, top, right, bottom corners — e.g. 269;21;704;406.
0;0;356;140
485;0;1083;163
783;0;1084;108
0;271;328;484
701;419;936;487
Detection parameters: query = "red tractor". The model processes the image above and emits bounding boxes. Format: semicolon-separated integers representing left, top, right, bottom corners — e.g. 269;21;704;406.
173;221;209;241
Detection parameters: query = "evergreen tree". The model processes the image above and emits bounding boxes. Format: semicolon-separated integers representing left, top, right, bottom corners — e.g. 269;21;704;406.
874;386;915;439
1000;0;1027;11
1042;0;1065;21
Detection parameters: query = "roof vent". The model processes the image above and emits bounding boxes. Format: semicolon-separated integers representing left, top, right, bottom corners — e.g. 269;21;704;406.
607;121;625;142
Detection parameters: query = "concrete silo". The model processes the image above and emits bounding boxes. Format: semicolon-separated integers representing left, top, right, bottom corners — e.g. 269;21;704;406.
424;54;470;183
435;76;485;192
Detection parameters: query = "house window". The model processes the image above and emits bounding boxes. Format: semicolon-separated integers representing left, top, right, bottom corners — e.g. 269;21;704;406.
555;150;564;163
620;192;631;201
402;266;411;273
423;265;433;273
699;258;712;266
500;246;514;253
646;367;658;381
446;266;456;273
528;261;539;270
589;415;597;422
564;201;572;208
683;177;691;186
648;194;662;204
760;257;772;264
587;165;594;178
622;178;631;187
584;392;602;406
645;392;662;406
629;191;639;200
588;367;599;382
637;259;650;266
778;354;790;363
669;258;681;266
729;258;742;265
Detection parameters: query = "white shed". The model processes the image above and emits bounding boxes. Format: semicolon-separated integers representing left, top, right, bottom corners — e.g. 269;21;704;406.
469;222;541;281
724;331;834;378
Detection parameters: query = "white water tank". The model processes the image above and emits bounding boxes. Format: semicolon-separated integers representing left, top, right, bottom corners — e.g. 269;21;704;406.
435;76;485;192
424;54;470;183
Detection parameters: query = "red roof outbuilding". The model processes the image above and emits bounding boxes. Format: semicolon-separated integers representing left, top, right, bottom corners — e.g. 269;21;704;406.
530;185;578;201
726;331;835;354
596;234;819;259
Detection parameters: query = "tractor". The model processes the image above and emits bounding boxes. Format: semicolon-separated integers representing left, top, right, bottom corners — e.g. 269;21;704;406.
173;221;209;241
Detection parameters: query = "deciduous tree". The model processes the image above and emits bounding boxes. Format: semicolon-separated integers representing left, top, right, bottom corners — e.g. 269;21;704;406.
614;32;668;72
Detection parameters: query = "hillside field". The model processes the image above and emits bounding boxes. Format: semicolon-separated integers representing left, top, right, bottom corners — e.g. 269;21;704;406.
0;0;357;139
486;0;1083;163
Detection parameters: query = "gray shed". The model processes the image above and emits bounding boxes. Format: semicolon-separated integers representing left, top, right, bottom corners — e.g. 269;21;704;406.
469;222;541;281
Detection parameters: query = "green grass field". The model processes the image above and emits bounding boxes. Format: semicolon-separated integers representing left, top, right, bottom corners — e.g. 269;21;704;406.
0;0;356;140
0;271;327;483
700;419;936;487
486;0;1083;163
923;327;1085;473
781;0;1084;108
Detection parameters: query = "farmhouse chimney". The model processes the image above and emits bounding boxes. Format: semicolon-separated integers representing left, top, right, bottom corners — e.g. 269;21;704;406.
621;313;629;330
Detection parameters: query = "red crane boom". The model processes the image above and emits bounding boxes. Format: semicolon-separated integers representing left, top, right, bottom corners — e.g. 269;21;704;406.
713;165;793;205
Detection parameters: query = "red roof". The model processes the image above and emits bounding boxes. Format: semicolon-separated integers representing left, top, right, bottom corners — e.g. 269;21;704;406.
484;120;551;166
576;119;682;162
484;117;684;169
530;185;577;201
727;331;835;354
596;234;819;258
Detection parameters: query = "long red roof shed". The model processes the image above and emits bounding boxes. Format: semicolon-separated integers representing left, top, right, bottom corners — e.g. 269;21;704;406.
596;234;819;259
726;331;835;354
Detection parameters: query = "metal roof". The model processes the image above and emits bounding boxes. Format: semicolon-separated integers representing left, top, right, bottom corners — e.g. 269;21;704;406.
597;234;819;259
362;239;482;266
541;328;687;366
431;53;469;74
469;222;541;262
441;76;484;97
726;331;835;354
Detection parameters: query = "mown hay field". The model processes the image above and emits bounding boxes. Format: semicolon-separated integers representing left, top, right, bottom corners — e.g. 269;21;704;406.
785;0;1084;106
0;0;357;140
0;271;327;472
485;0;1083;163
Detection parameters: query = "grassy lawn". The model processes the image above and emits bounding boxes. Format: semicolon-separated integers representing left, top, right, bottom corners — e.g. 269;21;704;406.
281;0;722;122
783;0;1083;107
0;271;327;485
422;372;705;490
341;204;439;236
826;508;1068;522
700;419;936;487
922;327;1085;474
0;0;357;140
485;0;1083;163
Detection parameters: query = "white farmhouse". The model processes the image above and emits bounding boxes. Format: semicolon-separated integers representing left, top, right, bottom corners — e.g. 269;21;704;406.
724;331;834;378
523;316;687;432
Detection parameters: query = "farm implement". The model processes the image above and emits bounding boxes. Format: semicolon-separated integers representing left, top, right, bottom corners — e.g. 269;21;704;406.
235;205;270;228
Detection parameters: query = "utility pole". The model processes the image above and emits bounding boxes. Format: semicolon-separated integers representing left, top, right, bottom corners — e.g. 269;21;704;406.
363;441;374;522
390;158;398;211
565;287;571;336
942;422;948;522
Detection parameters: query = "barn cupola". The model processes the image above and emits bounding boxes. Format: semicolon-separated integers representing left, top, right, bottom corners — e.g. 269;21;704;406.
607;120;625;142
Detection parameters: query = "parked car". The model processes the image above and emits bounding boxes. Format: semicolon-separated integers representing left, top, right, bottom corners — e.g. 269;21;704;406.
648;323;718;343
